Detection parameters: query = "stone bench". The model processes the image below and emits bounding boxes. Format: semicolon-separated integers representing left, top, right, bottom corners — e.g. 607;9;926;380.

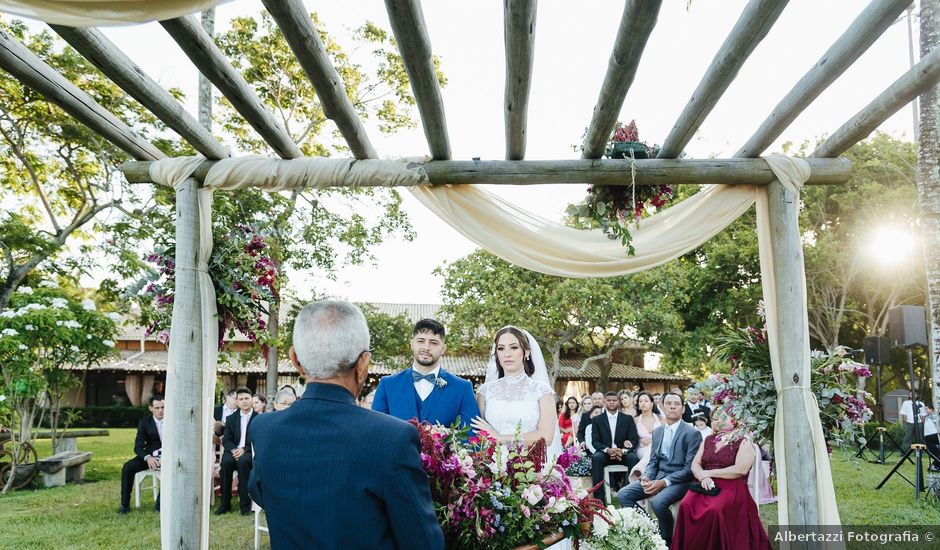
36;451;92;487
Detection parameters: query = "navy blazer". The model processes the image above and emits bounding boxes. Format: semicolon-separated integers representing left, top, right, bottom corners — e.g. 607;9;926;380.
248;383;444;550
372;367;480;428
644;420;702;486
222;410;257;455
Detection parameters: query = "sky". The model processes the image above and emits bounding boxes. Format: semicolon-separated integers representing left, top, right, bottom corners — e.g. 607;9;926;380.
16;0;924;304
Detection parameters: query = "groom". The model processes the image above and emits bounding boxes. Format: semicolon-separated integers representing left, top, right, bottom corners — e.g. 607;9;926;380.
373;318;479;427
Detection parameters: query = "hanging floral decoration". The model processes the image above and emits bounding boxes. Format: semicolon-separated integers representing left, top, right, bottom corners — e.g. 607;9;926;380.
138;225;279;349
566;120;673;255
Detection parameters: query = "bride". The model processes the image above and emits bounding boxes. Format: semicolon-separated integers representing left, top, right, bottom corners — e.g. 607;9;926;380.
471;326;570;550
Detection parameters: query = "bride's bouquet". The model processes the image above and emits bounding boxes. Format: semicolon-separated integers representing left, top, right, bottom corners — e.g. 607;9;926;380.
409;421;605;550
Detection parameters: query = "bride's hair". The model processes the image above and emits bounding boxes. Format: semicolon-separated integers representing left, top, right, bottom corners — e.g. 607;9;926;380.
492;326;536;378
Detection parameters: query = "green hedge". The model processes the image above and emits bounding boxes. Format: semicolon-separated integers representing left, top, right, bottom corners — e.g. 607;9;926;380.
40;406;151;429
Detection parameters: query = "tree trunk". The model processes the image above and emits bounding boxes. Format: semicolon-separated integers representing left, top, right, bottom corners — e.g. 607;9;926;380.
919;2;940;411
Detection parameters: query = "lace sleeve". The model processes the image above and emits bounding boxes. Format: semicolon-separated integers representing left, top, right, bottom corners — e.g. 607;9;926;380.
476;381;493;401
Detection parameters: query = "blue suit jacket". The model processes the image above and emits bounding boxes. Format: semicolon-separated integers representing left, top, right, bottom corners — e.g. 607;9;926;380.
248;383;443;550
644;420;702;486
372;367;480;428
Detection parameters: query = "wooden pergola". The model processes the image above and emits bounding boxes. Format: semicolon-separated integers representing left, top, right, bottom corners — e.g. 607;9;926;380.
1;1;938;548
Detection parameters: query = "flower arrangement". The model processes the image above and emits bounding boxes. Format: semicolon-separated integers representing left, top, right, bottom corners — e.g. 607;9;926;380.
701;316;873;450
138;225;279;349
409;421;606;549
581;505;668;550
566;120;673;255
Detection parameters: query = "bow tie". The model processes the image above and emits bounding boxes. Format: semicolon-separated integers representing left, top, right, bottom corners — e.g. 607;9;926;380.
413;371;437;383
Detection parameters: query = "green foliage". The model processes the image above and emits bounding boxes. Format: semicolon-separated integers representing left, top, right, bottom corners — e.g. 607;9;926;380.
359;304;412;370
436;249;683;381
0;19;177;309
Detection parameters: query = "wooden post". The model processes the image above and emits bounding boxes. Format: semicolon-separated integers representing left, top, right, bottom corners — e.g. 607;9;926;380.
763;180;819;531
161;177;209;549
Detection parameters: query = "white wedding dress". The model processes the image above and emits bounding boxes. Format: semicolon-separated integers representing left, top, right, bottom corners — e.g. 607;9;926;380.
478;370;571;550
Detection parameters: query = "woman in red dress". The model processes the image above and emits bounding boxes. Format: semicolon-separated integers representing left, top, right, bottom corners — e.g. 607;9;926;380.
558;396;579;447
671;410;771;550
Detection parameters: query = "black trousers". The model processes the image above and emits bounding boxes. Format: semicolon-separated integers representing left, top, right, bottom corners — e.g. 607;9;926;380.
591;450;638;499
219;451;253;511
925;433;940;468
120;456;159;508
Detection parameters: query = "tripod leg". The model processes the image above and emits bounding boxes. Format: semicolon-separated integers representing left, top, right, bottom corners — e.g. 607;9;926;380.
876;448;916;490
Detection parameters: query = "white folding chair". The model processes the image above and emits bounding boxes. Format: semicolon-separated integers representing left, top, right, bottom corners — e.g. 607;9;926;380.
253;502;269;550
133;469;161;508
603;464;631;504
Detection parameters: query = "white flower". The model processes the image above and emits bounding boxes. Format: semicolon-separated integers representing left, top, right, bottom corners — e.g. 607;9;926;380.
18;344;27;350
50;298;68;309
0;394;6;402
16;286;33;295
102;340;115;348
18;303;44;313
24;324;34;331
69;345;80;352
81;299;96;311
107;312;122;322
38;279;58;288
521;485;543;506
63;320;81;329
591;514;610;539
1;328;19;337
1;310;16;318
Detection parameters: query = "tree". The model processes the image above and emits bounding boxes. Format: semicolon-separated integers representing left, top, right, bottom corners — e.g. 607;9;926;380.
0;280;118;493
0;19;175;310
359;304;412;371
436;250;683;386
918;0;940;410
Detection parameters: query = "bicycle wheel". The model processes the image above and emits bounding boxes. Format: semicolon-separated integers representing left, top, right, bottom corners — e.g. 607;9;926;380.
0;441;38;490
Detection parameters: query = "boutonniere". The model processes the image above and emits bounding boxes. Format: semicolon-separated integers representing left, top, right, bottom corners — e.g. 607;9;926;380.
435;377;448;388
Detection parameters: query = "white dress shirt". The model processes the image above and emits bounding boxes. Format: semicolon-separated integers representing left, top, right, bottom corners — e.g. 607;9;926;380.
900;400;926;424
154;418;163;457
660;421;680;486
413;365;441;401
606;411;619;449
237;411;251;448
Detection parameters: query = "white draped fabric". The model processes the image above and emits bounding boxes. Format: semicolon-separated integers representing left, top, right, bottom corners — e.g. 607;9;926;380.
148;153;840;529
0;0;227;26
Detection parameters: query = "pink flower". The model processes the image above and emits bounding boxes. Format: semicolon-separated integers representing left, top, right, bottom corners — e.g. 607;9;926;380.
521;505;530;518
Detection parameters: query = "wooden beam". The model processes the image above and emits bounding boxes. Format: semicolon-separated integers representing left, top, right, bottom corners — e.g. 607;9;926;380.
736;0;913;158
160;15;303;159
581;0;662;159
261;0;377;159
0;27;165;161
50;25;229;161
503;0;538;160
658;0;789;159
161;176;211;550
761;178;820;528
385;0;451;159
121;157;851;187
812;44;940;158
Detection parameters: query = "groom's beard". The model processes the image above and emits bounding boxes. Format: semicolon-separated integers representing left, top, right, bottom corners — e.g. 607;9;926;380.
414;354;440;367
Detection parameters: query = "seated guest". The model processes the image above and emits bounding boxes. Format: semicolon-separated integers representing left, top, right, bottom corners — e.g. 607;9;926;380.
216;387;257;516
617;392;701;547
119;395;164;514
682;389;711;426
629;391;662;481
692;414;710;440
213;389;238;422
577;391;604;449
272;387;296;411
252;393;267;414
672;409;771;549
559;396;580;447
359;389;376;409
248;300;443;549
590;392;639;499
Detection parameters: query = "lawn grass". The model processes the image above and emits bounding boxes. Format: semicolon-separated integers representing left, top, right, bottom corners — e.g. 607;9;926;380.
2;431;938;549
0;429;258;550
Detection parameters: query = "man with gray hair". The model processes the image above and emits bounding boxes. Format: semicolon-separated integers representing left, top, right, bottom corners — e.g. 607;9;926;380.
248;300;443;549
271;387;296;411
